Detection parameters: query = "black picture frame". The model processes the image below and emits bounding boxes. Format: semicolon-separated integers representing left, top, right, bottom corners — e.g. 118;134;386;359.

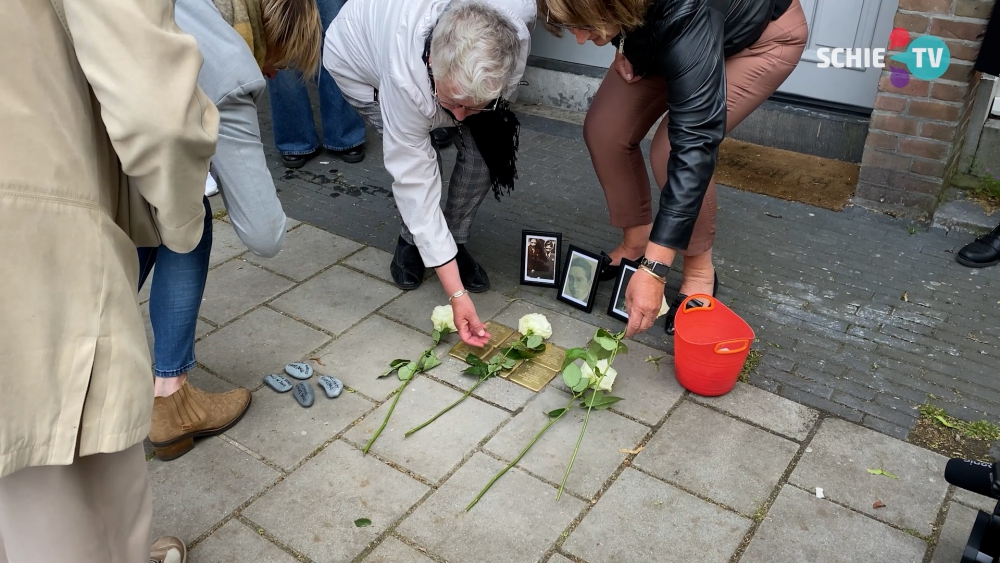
557;245;604;314
520;230;562;288
607;258;639;323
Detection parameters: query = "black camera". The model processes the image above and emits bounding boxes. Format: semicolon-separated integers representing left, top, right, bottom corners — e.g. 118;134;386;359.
945;455;1000;563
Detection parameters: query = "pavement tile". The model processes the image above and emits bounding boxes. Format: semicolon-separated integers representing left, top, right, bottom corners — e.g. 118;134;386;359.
380;284;511;334
691;381;819;441
953;486;1000;513
200;261;294;324
930;502;981;563
189;520;298;563
314;316;433;400
741;485;927;563
634;401;798;515
547;553;577;563
563;468;750;563
427;355;537;411
789;418;949;535
343;246;395;283
244;440;428;563
398;452;586;563
344;377;508;482
188;367;236;394
493;301;599;351
245;224;362;281
149;437;280;543
271;265;400;334
227;381;374;471
197;308;330;389
363;537;436;563
210;220;247;267
484;386;648;498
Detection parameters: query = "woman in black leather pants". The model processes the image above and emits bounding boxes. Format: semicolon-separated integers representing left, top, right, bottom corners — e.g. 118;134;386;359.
541;0;807;337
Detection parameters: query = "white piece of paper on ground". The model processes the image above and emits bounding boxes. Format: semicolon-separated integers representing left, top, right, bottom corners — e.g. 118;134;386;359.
815;487;825;499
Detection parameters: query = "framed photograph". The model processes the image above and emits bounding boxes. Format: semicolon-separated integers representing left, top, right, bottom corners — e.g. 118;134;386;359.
520;230;562;288
557;246;604;313
607;258;639;322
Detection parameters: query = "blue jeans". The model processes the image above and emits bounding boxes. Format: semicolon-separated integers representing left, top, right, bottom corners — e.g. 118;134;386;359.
267;0;366;155
137;197;213;378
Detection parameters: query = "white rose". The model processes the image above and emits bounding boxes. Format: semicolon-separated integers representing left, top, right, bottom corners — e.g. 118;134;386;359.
579;361;595;384
597;367;617;392
518;313;553;339
431;305;457;333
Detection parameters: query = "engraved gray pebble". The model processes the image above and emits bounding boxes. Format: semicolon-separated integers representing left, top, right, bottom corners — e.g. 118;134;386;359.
317;375;343;398
284;362;313;380
264;374;293;393
293;382;314;408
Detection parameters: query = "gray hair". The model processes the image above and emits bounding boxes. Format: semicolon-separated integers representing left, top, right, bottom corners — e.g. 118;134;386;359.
430;1;520;105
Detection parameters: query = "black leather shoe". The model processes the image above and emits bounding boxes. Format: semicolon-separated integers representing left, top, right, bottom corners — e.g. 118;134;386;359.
455;244;490;293
599;252;642;282
390;236;425;290
956;223;1000;268
431;127;459;149
665;273;719;336
281;151;317;169
331;145;365;164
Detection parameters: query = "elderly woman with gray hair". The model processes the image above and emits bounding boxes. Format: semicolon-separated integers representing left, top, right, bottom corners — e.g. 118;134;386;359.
325;0;534;347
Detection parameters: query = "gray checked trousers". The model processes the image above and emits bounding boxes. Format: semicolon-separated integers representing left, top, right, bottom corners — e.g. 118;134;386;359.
344;97;492;246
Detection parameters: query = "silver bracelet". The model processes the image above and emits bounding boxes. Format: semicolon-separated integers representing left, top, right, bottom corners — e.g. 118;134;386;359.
448;289;468;302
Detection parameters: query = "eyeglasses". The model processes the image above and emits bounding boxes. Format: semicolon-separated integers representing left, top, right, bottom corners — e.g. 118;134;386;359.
434;83;499;114
545;9;595;31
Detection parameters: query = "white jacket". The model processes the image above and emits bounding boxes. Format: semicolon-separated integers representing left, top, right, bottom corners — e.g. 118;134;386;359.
324;0;535;267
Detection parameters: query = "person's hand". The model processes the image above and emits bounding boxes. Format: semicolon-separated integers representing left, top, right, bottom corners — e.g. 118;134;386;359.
625;269;665;337
451;295;491;347
614;51;641;83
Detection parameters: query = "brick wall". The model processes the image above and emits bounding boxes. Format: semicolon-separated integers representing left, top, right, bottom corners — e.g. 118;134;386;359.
854;0;994;216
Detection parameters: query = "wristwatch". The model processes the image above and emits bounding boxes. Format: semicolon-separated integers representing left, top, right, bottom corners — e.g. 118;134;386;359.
639;257;670;280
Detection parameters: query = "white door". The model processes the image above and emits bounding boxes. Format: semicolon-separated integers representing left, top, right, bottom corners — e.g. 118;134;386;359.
779;0;900;109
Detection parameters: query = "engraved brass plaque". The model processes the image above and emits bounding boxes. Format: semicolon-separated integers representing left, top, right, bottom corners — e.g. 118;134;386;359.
448;321;515;363
506;361;560;392
448;321;564;392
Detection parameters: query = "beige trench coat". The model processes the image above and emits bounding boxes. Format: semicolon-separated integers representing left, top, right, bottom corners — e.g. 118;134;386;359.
0;0;219;478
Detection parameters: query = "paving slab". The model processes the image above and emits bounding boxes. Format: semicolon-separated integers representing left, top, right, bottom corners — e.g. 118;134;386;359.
188;367;236;394
380;284;511;334
547;553;577;563
200;261;294;324
930;502;981;563
563;467;750;563
245;224;362;281
741;485;927;563
196;307;330;389
314;316;433;401
344;377;509;482
188;520;298;563
148;437;280;543
953;486;1000;513
227;381;374;471
210;221;248;267
363;536;437;563
343;246;395;283
398;452;586;563
271;265;400;334
427;355;537;411
691;381;819;441
634;401;798;515
789;418;949;535
484;386;648;498
243;440;429;563
493;300;599;351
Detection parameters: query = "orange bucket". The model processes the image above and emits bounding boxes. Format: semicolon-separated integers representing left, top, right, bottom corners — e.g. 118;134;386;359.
672;294;755;397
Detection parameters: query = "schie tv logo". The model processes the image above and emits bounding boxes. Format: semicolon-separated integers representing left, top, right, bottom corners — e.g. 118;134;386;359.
816;28;951;88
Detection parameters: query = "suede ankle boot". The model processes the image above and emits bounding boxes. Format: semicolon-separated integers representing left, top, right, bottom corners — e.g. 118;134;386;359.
149;382;251;461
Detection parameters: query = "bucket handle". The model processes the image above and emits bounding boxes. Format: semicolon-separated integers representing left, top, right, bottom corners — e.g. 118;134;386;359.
680;294;715;313
714;339;749;355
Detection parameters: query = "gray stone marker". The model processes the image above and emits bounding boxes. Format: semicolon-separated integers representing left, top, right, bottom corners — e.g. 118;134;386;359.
741;485;927;563
691;381;819;441
398;453;586;563
344;377;508;482
930;503;981;563
789;418;948;535
484;386;648;498
271;266;401;335
564;468;750;563
243;440;428;563
188;520;298;563
363;536;436;563
245;224;362;281
634;401;798;515
201;261;294;324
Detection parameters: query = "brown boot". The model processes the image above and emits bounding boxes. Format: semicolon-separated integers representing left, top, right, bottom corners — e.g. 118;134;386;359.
149;382;251;461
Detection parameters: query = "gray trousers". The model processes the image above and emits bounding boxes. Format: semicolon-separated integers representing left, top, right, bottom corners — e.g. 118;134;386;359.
345;97;492;245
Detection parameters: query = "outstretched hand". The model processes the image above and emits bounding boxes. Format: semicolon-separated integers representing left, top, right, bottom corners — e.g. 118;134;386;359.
624;269;665;337
451;295;491;347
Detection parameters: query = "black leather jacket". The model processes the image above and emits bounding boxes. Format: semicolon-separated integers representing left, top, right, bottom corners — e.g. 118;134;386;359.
614;0;790;251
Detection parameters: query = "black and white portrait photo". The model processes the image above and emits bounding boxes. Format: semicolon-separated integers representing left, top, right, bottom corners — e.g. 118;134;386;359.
608;259;639;322
557;246;603;313
520;230;562;288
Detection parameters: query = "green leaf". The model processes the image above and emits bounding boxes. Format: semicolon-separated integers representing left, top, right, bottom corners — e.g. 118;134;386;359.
596;336;618;351
592;396;624;410
548;408;567;418
572;377;591;393
596;328;615;340
526;335;543;349
502;357;517;369
616;342;629;355
420;353;442;371
398;361;418;381
354;518;371;528
562;363;582;388
933;415;956;428
488;354;503;367
506;348;530;361
432;329;441;344
866;468;900;479
379;359;411;378
588;341;611;362
583;390;605;407
561;349;589;370
465;354;487;368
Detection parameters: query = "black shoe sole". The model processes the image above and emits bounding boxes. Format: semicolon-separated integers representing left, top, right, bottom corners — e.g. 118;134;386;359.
956;255;1000;268
331;148;365;164
282;157;310;169
390;263;424;291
